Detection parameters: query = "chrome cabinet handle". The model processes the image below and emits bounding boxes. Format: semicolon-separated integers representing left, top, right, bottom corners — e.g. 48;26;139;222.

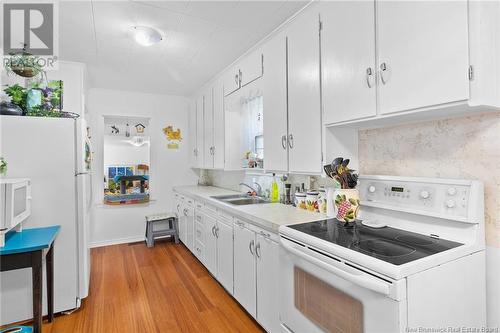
288;134;294;149
234;73;239;85
239;69;242;85
215;226;219;238
255;242;261;259
183;208;188;216
212;225;216;237
281;135;287;150
249;240;255;256
193;148;197;156
176;204;180;212
380;62;389;85
366;67;374;88
235;221;245;228
259;230;271;239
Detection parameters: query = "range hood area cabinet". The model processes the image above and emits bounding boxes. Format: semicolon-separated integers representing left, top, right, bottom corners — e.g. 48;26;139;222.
190;81;225;170
262;5;323;175
223;49;264;97
321;0;500;128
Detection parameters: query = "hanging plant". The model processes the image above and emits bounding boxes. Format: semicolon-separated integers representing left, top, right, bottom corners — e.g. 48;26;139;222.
4;46;44;78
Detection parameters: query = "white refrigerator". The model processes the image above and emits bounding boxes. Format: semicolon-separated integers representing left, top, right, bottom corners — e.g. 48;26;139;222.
0;115;92;325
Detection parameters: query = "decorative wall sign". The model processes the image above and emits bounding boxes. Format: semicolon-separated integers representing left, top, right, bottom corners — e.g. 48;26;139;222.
162;125;182;149
135;123;146;134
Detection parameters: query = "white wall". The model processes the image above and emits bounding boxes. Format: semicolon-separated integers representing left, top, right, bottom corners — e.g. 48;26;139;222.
87;88;198;247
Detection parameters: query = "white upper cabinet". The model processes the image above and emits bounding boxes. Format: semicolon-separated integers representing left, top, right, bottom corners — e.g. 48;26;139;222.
376;1;469;114
240;48;264;87
203;87;214;169
195;95;204;168
223;65;241;97
223;49;263;97
262;30;288;172
213;79;225;169
286;6;323;174
188;100;197;167
321;1;377;124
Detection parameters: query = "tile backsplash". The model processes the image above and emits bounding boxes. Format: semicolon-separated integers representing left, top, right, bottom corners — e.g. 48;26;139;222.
359;111;500;247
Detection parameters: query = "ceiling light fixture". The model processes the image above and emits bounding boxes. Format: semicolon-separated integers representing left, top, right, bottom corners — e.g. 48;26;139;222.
133;26;162;47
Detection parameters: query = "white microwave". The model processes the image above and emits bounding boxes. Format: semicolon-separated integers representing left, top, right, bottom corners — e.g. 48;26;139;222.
1;179;32;245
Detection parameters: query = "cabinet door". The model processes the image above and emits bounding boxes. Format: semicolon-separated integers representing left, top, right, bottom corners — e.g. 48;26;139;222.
321;1;377;124
216;220;233;294
203;87;214;169
185;205;195;253
188;100;198;167
262;31;288;172
287;7;323;174
233;223;256;317
240;48;263;87
204;214;218;275
377;1;469;114
195;95;204;168
179;204;187;244
213;79;225;169
256;235;280;333
223;66;241;97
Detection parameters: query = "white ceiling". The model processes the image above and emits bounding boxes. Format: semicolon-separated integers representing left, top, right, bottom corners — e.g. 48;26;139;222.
59;0;308;96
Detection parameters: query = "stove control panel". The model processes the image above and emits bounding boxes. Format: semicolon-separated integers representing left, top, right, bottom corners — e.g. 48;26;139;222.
359;176;471;220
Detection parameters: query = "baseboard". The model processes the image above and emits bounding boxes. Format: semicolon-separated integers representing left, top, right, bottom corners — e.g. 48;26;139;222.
90;236;146;248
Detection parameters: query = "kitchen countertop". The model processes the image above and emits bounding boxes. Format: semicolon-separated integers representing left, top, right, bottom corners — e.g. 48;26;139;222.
174;185;325;233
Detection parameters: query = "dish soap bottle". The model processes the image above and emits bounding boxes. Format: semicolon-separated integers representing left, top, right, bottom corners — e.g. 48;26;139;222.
271;173;279;203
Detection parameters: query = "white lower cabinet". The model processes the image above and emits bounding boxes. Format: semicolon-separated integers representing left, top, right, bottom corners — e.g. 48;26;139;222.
216;218;234;293
202;209;234;294
176;192;279;332
234;221;258;317
234;219;280;332
204;213;218;275
256;232;280;333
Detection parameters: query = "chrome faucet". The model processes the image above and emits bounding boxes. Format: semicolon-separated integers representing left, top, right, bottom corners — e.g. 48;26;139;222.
239;182;263;196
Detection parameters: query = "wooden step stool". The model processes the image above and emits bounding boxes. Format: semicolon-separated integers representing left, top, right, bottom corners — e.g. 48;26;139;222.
145;213;178;247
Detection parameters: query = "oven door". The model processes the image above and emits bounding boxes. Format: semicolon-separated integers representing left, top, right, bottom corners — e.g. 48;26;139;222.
279;236;406;333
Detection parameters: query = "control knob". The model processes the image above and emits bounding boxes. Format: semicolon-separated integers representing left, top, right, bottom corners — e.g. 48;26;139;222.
420;190;430;199
368;185;376;193
446;199;455;208
447;187;457;196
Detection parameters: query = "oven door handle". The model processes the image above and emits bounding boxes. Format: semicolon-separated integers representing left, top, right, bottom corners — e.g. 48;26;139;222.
282;240;391;296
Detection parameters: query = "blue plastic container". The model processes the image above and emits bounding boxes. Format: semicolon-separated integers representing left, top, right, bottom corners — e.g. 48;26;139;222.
0;326;33;333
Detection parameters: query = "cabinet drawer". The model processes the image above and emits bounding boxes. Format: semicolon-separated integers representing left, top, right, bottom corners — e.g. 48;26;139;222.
185;197;194;207
194;240;204;262
195;221;205;244
205;203;218;216
218;210;233;224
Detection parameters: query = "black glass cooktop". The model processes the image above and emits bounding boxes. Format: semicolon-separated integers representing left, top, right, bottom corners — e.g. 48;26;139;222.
288;219;463;265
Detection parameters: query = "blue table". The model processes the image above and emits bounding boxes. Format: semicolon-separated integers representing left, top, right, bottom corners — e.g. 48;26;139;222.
0;226;60;333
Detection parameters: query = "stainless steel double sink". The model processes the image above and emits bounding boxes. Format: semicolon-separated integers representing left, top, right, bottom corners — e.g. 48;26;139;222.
211;194;269;206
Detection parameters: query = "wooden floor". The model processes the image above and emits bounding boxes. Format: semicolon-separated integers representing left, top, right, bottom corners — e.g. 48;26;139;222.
42;241;264;333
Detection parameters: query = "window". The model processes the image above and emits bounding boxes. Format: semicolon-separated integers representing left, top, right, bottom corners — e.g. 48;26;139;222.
103;116;150;205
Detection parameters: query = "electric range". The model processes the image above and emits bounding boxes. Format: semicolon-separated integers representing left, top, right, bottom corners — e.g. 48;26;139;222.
278;175;487;333
287;219;463;265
